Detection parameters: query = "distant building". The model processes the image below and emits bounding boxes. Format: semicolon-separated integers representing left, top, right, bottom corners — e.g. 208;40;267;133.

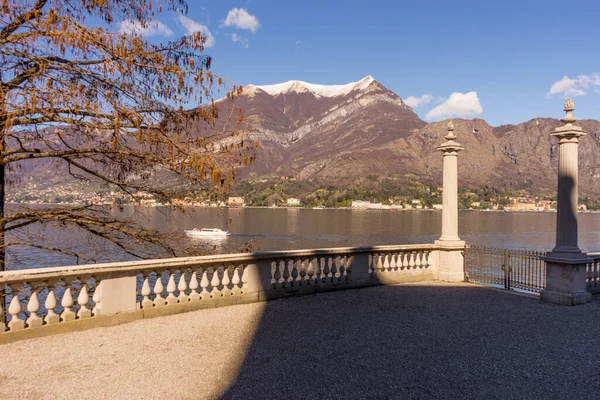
352;201;383;210
227;197;245;207
432;204;443;210
471;201;481;208
287;198;301;206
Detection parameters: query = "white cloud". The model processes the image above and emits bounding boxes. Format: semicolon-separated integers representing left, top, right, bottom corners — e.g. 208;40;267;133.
404;94;434;108
425;92;483;121
547;74;600;97
119;20;173;37
176;14;215;47
231;33;249;48
222;8;260;32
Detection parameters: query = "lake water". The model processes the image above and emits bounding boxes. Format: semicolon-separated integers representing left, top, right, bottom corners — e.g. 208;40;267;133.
8;207;600;270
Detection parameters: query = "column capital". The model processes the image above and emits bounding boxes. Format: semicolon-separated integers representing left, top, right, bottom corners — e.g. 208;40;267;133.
437;120;463;153
551;98;587;141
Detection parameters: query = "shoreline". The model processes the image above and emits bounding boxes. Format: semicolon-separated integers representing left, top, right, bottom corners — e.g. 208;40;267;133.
7;202;599;213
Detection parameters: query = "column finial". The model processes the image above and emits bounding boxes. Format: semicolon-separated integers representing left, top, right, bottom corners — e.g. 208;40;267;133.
561;98;577;125
445;120;457;141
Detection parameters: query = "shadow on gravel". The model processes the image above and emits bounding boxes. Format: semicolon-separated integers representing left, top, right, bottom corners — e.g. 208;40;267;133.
219;283;600;399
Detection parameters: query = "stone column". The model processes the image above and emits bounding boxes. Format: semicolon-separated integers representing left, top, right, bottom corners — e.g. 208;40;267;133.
540;99;592;305
435;121;466;281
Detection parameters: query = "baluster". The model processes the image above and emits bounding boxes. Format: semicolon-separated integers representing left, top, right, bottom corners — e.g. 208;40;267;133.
165;271;178;306
414;252;422;269
210;266;221;297
299;259;307;286
273;260;282;289
141;274;153;309
7;284;24;331
314;257;324;286
178;270;189;303
189;271;201;301
200;269;209;298
409;252;416;269
291;259;299;287
282;260;291;288
422;251;431;268
0;288;4;332
232;266;242;295
77;283;92;319
26;285;43;328
345;254;353;279
60;282;76;322
376;253;384;272
390;253;398;271
338;256;347;282
153;271;166;307
45;284;60;325
383;254;391;272
323;257;331;284
241;265;249;293
330;256;338;283
93;281;103;316
402;252;409;269
307;257;316;285
222;265;232;295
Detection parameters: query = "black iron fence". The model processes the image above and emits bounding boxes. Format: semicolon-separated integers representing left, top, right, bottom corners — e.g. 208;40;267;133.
464;246;547;293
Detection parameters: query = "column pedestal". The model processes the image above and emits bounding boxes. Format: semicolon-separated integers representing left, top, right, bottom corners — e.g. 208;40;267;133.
435;240;466;282
540;253;592;305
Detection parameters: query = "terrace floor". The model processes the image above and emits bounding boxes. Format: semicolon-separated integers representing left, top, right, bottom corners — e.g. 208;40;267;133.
1;281;600;399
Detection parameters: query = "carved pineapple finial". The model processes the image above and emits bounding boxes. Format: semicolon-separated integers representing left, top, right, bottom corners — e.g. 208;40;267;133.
561;98;577;125
445;120;457;141
564;98;574;111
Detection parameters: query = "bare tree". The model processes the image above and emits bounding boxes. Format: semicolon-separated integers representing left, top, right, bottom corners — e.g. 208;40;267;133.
0;0;253;270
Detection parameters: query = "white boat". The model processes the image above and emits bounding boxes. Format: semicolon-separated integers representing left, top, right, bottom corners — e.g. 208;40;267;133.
184;228;230;237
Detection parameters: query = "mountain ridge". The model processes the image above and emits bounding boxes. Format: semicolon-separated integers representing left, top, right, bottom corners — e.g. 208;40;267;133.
210;76;600;197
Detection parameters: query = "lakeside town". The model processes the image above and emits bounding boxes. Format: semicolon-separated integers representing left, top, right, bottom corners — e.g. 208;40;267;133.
10;181;587;212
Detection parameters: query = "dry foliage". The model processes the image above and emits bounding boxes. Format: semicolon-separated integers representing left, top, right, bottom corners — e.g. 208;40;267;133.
0;0;254;269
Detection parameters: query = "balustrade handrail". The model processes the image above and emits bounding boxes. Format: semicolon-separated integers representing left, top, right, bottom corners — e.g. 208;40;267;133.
0;243;442;285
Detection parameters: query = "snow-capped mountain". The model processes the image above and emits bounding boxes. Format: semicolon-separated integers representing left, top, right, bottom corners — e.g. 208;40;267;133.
246;75;377;98
198;76;600;195
210;75;425;180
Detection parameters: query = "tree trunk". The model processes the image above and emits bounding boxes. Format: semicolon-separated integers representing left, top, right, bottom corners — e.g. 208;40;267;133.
0;162;4;272
0;161;5;325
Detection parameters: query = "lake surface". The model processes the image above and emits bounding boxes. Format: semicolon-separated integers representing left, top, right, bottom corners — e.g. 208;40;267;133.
8;207;600;270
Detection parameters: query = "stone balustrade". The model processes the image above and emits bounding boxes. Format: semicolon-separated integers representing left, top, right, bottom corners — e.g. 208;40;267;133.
586;253;600;294
0;244;447;343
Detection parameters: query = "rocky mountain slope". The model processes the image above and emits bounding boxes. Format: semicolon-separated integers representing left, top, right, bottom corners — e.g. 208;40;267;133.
209;76;600;196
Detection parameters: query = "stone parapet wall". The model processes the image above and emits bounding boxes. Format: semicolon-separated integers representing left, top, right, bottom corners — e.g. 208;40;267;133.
0;243;458;344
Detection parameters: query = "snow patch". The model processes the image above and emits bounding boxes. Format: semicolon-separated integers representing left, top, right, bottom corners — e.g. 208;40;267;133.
248;75;375;98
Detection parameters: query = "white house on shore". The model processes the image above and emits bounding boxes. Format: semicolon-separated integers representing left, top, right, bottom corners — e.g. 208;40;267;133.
287;198;301;206
351;201;383;210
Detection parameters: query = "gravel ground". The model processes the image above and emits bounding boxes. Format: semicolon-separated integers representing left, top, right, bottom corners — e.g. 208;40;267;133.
1;282;600;399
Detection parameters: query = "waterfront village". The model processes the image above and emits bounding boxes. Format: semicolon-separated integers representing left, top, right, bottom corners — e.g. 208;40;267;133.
8;182;578;212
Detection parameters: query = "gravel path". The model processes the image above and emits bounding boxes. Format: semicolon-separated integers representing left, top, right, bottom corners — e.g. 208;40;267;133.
1;282;600;399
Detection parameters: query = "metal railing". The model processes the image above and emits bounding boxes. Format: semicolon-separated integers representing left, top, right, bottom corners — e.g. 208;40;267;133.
464;246;546;293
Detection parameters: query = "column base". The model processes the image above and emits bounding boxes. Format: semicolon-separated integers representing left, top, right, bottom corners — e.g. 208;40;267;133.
540;289;592;306
435;240;465;282
540;257;592;306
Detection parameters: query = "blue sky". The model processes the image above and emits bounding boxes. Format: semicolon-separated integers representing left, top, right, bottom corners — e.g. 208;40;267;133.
118;0;600;126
